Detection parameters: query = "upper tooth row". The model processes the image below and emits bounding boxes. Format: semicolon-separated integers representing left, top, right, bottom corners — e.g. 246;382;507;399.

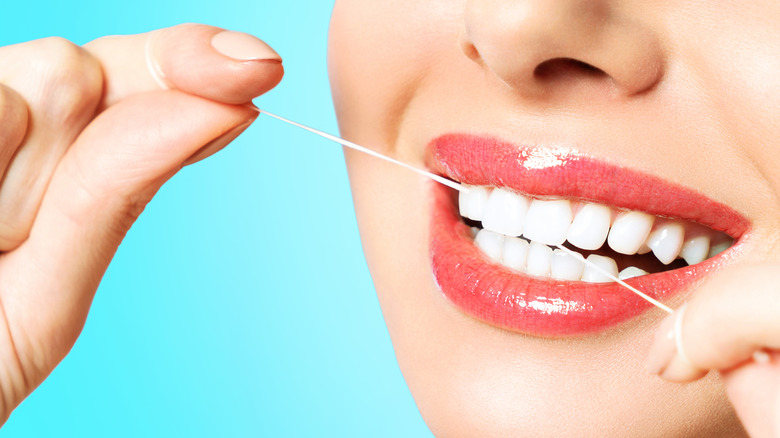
459;185;731;266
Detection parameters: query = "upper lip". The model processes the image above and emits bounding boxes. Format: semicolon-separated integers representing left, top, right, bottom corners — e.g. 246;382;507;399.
426;133;751;336
427;133;749;239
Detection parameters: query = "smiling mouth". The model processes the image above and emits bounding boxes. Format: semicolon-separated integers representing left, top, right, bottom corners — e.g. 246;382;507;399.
427;134;750;337
461;184;733;282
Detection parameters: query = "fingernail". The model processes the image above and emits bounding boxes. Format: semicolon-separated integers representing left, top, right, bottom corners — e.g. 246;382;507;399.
184;120;253;166
646;313;677;375
211;31;281;62
659;351;709;382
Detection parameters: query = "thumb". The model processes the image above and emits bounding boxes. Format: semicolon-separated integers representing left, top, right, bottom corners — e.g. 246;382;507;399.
0;91;257;384
85;23;284;107
646;263;780;380
645;263;780;437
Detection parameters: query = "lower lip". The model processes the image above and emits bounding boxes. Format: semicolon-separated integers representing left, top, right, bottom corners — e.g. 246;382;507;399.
429;185;734;337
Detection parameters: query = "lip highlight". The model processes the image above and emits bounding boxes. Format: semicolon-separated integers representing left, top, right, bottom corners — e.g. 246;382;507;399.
428;134;750;337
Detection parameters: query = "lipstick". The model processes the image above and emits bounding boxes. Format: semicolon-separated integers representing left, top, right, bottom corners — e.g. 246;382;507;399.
428;134;749;336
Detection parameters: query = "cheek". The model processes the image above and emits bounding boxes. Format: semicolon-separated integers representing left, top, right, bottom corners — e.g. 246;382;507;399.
713;46;780;192
328;0;463;149
672;5;780;197
343;151;435;343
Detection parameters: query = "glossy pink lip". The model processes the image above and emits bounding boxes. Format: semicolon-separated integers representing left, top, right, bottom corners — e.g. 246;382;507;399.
428;134;750;337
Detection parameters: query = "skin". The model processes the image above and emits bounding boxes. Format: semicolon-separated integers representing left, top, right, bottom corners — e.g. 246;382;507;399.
0;24;283;422
0;2;777;437
328;0;780;436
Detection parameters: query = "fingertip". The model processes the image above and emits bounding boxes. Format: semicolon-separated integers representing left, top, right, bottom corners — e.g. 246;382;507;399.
239;59;284;101
183;103;260;166
155;24;284;104
658;354;710;383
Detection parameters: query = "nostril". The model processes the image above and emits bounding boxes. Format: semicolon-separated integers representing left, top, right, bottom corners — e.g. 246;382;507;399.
534;58;607;81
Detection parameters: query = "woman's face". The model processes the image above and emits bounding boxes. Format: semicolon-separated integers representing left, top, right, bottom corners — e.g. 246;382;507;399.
328;1;779;435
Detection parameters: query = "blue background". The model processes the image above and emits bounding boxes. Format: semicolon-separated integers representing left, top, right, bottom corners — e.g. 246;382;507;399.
0;1;431;436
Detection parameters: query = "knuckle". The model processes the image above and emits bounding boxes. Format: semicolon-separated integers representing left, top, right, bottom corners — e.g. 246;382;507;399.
35;36;80;58
28;37;102;123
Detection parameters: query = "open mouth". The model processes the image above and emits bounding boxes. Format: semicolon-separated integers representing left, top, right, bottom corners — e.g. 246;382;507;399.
427;134;750;337
461;185;733;282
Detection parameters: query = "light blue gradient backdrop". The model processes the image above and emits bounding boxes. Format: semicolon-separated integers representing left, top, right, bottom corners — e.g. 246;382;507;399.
0;1;431;436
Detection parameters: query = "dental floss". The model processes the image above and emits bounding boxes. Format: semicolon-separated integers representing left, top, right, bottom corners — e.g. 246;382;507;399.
673;303;695;364
261;111;467;193
554;244;674;314
261;112;777;367
261;111;675;314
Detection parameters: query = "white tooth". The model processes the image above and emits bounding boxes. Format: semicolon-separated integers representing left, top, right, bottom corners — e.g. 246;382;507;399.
581;254;619;283
502;237;530;271
550;249;585;281
482;188;529;237
646;221;685;265
566;203;611;250
618;266;649;280
607;211;654;255
470;227;480;238
459;188;471;219
465;186;490;222
680;235;710;266
523;199;573;246
526;242;553;277
475;229;504;262
707;239;732;258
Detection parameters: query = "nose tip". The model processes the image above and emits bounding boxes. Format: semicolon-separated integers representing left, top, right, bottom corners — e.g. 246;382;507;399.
461;0;665;97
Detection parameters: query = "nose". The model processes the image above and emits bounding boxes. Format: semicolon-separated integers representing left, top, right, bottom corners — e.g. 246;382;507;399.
461;0;665;97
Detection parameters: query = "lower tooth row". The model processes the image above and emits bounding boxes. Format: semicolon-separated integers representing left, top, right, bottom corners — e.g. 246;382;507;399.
474;229;648;282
